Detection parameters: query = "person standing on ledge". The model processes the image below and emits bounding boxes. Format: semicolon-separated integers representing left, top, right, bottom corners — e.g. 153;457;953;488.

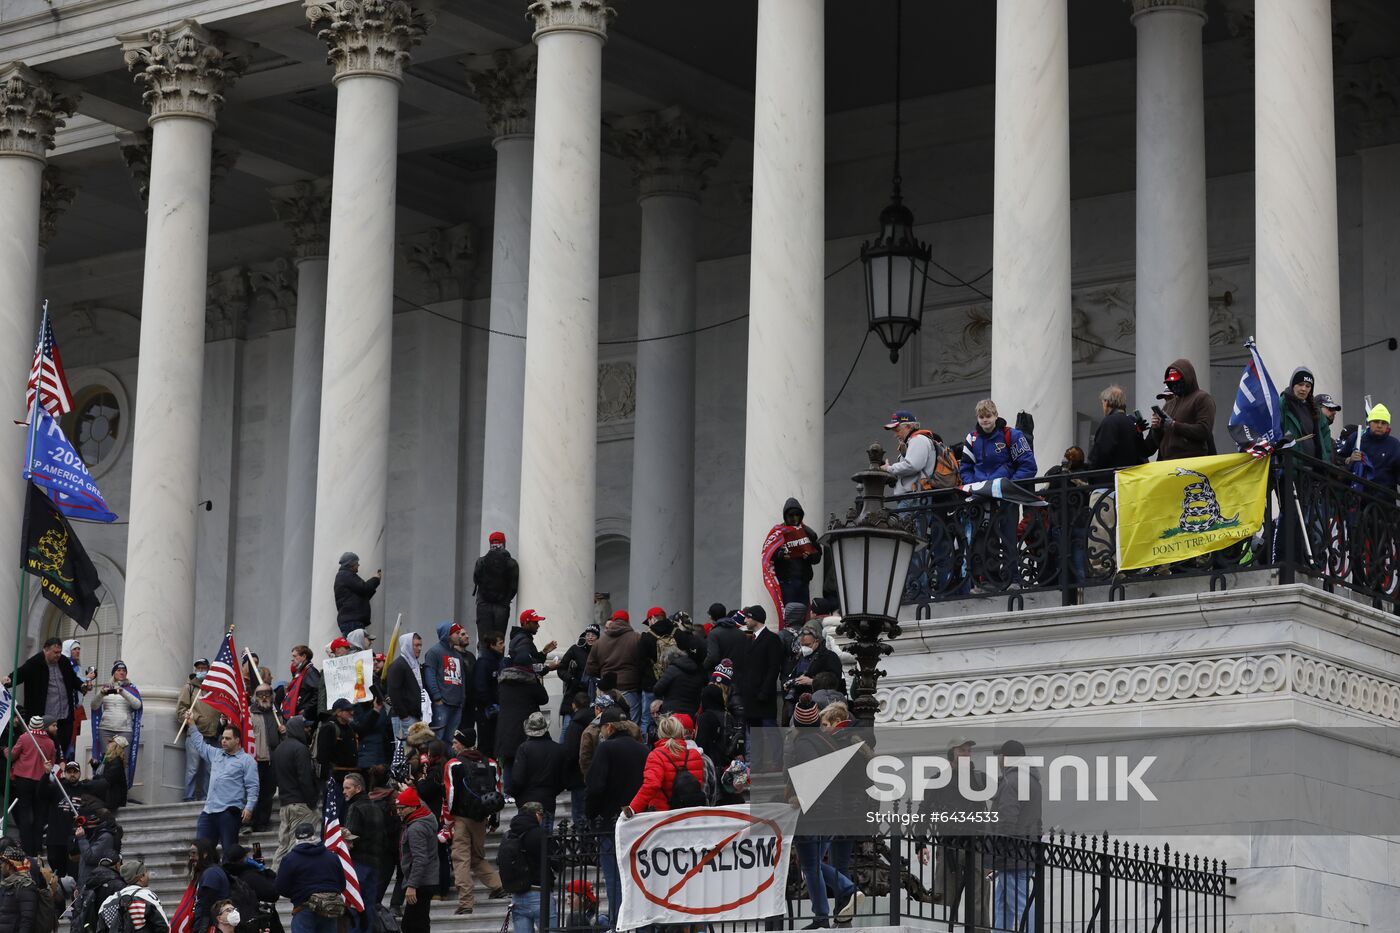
334;552;382;637
473;532;519;645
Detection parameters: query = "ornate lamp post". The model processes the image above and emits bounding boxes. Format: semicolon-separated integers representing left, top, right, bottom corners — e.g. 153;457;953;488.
821;444;923;723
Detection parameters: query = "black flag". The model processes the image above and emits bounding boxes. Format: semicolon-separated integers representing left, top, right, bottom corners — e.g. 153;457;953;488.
21;482;101;628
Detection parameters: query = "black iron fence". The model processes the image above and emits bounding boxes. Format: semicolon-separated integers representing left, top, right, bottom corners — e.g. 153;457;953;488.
540;819;1232;932
890;447;1400;614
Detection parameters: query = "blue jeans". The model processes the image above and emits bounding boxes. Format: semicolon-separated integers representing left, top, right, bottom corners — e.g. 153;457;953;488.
795;837;854;920
621;691;642;728
994;867;1036;931
640;691;654;738
393;716;417;741
432;703;463;744
184;744;209;801
570;787;586;823
600;834;622;925
510;889;540;933
195;807;242;855
352;864;379;933
291;910;339;933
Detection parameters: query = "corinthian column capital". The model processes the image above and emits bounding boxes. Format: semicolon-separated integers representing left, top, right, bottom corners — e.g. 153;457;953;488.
0;63;77;161
606;107;729;200
121;20;245;124
39;165;78;249
528;0;614;41
464;47;537;140
269;178;333;261
304;0;432;82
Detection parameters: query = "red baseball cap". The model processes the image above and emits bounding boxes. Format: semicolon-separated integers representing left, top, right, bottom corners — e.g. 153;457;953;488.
329;637;352;652
449;622;465;636
519;609;546;625
489;531;506;545
673;713;695;733
646;606;666;620
610;610;630;623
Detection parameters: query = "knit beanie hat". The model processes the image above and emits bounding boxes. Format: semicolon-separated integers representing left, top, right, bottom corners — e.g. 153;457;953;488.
711;659;734;685
396;786;423;808
792;693;820;726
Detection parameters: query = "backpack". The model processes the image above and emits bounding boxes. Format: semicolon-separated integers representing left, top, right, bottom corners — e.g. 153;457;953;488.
496;831;533;894
667;749;706;809
909;430;961;491
651;631;678;683
32;878;58;933
456;757;505;821
226;874;262;931
373;905;401;933
72;872;124;933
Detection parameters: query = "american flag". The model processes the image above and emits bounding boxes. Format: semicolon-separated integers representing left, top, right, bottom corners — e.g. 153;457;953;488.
25;307;73;420
171;881;195;933
322;776;365;912
199;632;255;755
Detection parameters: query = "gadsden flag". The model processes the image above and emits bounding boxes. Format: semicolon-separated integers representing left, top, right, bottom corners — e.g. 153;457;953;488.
22;481;101;628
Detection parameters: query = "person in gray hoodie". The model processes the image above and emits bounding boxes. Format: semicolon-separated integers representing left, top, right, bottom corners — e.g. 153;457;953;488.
423;622;473;744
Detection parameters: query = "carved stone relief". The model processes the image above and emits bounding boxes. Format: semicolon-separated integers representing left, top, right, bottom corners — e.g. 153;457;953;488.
597;361;636;425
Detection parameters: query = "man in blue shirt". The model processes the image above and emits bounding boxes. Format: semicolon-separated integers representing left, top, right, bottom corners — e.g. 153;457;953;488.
184;709;259;855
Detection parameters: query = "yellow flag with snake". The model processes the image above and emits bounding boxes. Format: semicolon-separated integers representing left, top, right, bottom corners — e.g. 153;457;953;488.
1115;453;1270;570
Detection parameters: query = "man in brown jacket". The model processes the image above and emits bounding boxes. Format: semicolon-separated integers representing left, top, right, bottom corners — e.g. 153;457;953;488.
585;611;645;726
1144;358;1217;461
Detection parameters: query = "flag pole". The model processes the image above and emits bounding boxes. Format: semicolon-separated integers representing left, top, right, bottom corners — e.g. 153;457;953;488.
4;375;45;837
174;623;236;745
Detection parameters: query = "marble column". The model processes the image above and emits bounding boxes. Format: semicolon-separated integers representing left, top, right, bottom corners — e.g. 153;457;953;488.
740;0;825;609
465;48;535;555
1359;143;1400;411
516;0;612;647
1131;0;1210;407
991;0;1072;455
1255;0;1342;396
118;21;241;798
0;63;74;658
303;1;428;653
270;179;331;653
609;109;726;615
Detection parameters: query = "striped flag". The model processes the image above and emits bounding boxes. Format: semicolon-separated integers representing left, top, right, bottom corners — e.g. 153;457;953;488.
171;881;195;933
322;776;365;912
1227;339;1283;452
25;306;73;420
199;632;255;755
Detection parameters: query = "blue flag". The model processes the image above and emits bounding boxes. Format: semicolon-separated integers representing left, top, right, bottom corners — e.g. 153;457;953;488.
1227;340;1282;450
23;404;117;522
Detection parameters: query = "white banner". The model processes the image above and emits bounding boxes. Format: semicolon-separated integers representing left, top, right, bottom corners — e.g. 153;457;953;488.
322;650;374;705
615;803;799;929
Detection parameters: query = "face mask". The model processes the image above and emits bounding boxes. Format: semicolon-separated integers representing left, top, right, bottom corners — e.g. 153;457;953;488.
799;645;814;657
194;671;207;682
224;911;242;927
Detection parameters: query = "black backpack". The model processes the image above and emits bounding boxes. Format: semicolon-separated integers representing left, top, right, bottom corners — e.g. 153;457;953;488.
455;757;505;821
496;830;532;894
71;871;124;933
226;875;261;933
667;749;706;809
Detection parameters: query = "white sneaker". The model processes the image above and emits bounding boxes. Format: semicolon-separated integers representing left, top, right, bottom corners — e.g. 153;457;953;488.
835;891;862;923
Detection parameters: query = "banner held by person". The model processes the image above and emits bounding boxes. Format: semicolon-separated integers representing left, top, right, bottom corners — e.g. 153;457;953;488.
1228;339;1284;457
616;803;799;928
323;649;374;705
1116;453;1270;570
22;481;102;628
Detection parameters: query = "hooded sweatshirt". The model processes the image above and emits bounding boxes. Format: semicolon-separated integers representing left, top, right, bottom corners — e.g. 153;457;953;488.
770;498;822;586
385;633;428;721
423;622;470;708
1144;358;1217;461
585;618;643;692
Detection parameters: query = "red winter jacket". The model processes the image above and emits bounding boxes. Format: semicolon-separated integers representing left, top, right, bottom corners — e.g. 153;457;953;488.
628;741;705;814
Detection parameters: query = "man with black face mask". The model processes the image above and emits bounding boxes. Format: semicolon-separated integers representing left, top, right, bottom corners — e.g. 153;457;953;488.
1144;359;1217;461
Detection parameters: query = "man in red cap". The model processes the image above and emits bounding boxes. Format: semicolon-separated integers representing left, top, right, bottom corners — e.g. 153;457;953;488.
473;531;519;646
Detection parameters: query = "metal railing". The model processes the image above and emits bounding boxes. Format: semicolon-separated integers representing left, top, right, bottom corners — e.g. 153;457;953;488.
540;819;1232;932
887;448;1400;614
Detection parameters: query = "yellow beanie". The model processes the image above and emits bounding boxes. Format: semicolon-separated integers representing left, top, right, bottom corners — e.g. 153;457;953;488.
1368;403;1391;424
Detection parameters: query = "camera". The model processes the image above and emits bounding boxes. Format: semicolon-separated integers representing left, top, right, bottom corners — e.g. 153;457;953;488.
1131;410;1149;433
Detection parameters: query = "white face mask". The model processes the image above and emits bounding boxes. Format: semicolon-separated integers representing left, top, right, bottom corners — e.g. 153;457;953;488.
799;645;814;657
223;911;241;927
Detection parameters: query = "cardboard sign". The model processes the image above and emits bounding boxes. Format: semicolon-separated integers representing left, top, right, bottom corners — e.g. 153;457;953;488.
323;649;374;705
615;804;799;928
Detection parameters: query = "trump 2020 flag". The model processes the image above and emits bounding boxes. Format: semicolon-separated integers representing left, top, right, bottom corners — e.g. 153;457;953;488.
23;404;117;523
22;482;102;628
1227;340;1282;451
1115;453;1270;571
